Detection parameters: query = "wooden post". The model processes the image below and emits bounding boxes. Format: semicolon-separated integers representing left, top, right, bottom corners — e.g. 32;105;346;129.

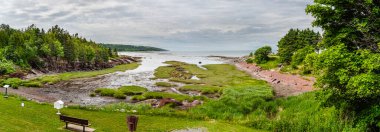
127;115;138;132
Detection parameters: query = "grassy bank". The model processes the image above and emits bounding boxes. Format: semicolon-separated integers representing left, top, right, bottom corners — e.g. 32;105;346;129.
0;63;140;88
151;61;359;131
0;95;261;132
246;56;281;70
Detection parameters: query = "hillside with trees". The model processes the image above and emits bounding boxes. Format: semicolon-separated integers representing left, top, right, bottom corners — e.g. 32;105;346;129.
0;24;119;75
245;0;380;130
100;44;167;52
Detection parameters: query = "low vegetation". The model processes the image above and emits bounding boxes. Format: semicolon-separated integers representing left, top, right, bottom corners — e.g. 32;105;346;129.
155;82;177;87
94;85;148;99
132;92;207;102
179;85;222;94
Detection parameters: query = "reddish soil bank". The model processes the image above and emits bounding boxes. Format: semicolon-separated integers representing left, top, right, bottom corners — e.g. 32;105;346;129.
235;61;316;97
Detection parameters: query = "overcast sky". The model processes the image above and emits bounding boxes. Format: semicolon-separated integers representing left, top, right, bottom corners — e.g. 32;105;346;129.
0;0;318;51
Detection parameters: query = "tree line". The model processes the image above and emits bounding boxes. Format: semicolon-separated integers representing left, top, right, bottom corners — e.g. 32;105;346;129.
0;24;118;75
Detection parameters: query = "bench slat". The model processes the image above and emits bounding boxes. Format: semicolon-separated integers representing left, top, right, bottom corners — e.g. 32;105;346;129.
60;115;89;126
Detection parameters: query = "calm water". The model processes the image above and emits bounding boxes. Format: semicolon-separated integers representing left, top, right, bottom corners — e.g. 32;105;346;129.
119;50;249;72
101;51;247;90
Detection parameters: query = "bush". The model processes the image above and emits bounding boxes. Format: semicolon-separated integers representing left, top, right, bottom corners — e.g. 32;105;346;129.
254;46;272;64
245;58;254;63
291;46;314;66
1;78;23;89
0;60;15;75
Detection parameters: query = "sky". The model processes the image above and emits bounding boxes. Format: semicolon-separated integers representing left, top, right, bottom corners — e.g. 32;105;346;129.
0;0;318;51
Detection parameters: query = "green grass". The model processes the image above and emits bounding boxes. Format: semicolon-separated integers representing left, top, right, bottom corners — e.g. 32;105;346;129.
246;56;281;70
154;66;176;78
0;95;262;132
179;85;223;94
154;61;272;92
152;61;359;131
95;88;116;96
94;86;149;98
133;92;207;102
118;86;148;95
26;63;139;86
257;56;281;70
155;82;177;87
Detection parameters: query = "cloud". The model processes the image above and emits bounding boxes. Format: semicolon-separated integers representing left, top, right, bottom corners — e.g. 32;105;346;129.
0;0;319;51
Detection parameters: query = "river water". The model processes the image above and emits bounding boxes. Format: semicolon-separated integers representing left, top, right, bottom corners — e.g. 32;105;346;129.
101;51;249;90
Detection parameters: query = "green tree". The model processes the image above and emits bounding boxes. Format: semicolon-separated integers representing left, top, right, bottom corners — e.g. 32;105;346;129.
0;49;15;75
254;46;272;64
291;46;315;66
306;1;380;129
306;0;380;52
277;29;321;63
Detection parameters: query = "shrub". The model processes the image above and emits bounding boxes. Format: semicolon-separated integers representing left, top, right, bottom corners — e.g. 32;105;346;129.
291;46;314;66
254;46;272;64
23;81;43;87
0;60;15;75
245;58;255;63
1;78;23;89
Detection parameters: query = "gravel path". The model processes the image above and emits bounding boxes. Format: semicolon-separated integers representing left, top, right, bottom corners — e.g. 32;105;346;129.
235;61;315;97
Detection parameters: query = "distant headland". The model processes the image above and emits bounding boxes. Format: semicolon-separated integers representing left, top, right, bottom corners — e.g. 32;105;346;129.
100;44;168;51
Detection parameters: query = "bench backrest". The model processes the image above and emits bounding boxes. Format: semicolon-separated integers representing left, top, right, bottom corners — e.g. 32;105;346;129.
60;115;89;125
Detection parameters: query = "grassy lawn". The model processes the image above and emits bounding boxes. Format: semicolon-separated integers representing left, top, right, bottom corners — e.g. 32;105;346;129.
0;95;262;132
19;63;139;87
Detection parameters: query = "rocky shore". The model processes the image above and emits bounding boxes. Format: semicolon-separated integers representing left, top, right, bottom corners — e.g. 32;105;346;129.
234;61;315;97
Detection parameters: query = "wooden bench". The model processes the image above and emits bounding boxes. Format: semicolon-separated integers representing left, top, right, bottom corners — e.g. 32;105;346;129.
60;115;91;132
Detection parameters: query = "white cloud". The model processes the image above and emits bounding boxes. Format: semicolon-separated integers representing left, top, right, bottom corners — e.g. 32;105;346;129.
0;0;319;51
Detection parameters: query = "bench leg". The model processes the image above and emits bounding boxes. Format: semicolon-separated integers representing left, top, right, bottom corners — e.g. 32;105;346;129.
83;125;85;132
65;122;68;129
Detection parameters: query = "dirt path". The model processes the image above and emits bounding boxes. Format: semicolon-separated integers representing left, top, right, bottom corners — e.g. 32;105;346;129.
234;61;315;97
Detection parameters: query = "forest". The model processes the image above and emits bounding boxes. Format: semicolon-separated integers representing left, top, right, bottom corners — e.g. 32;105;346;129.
0;24;119;75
